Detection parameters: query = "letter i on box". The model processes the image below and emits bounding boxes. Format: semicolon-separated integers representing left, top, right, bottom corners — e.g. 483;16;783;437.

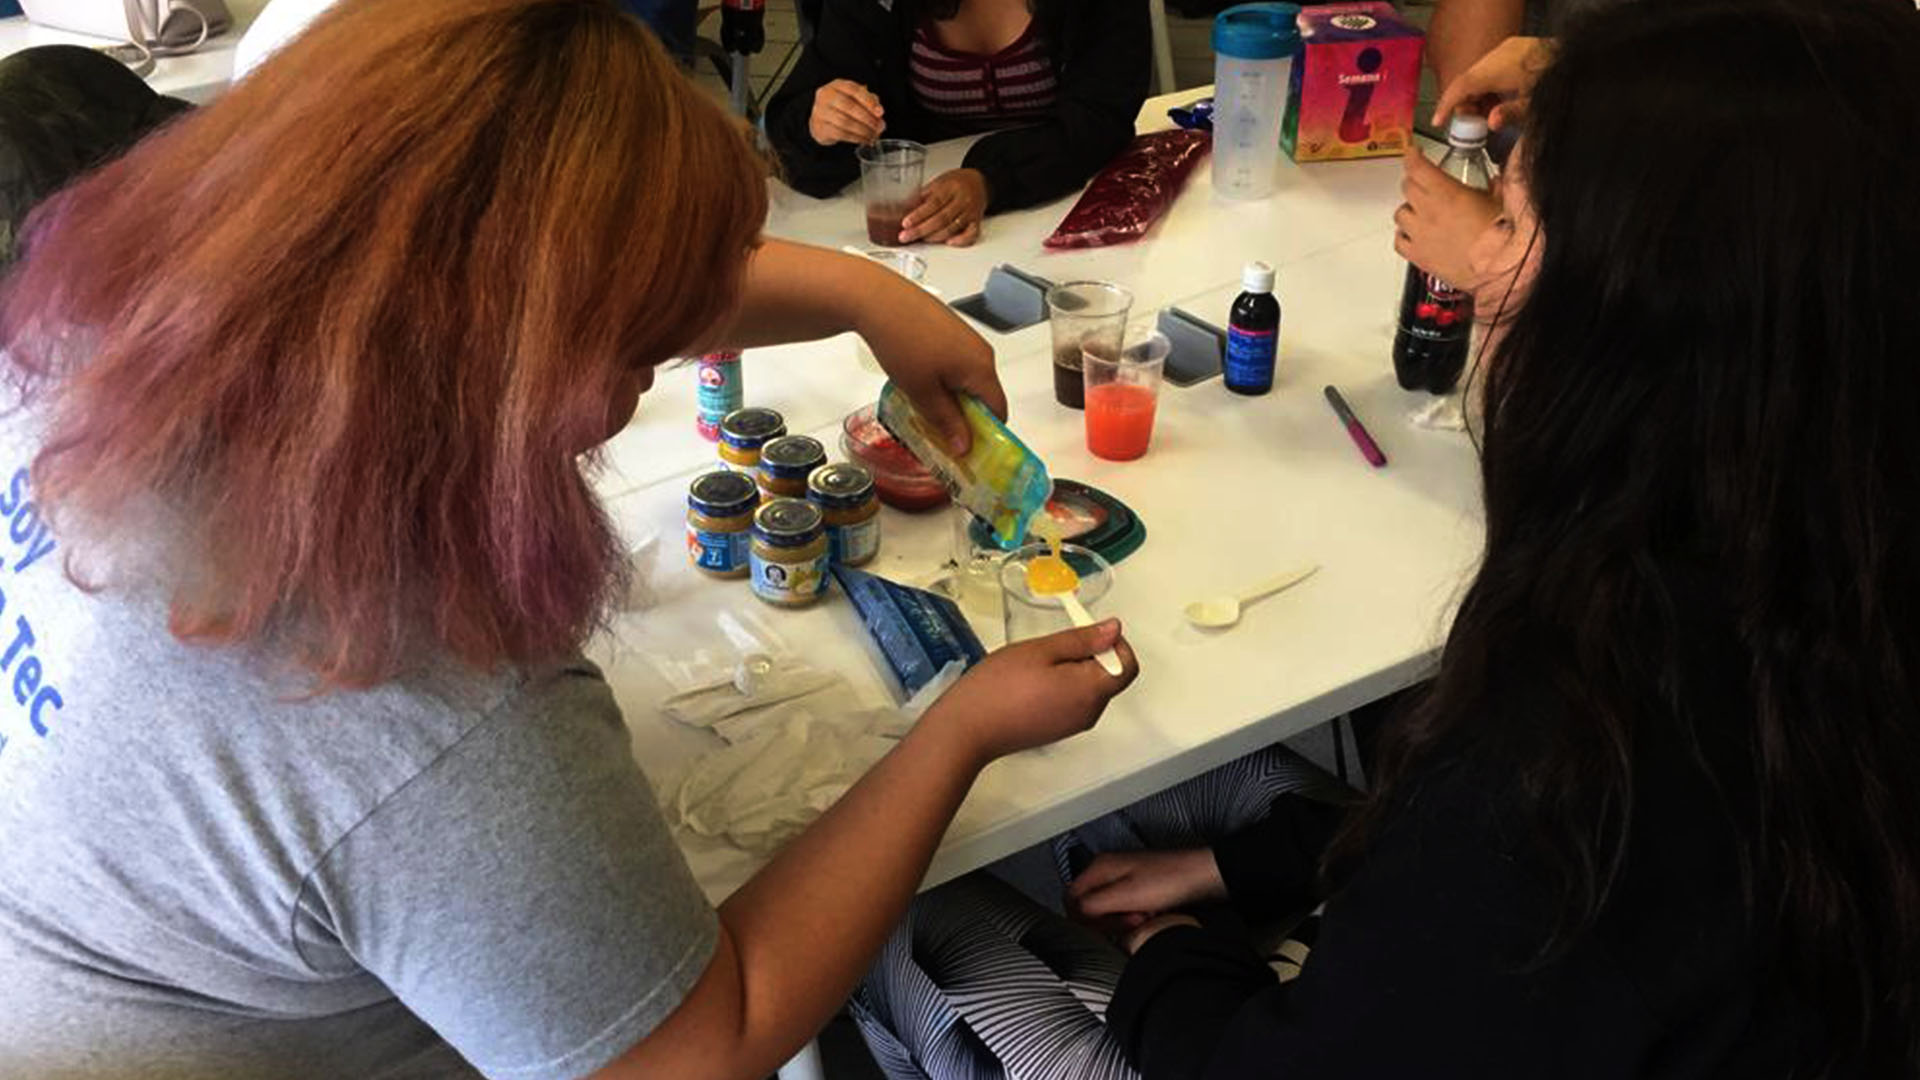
1282;2;1424;163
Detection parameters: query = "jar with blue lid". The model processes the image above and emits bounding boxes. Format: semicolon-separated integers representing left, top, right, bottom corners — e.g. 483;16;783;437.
750;498;830;608
808;463;881;567
757;435;828;498
718;407;787;470
686;470;760;579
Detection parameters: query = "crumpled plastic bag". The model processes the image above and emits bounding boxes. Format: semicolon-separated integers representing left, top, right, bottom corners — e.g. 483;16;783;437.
661;653;847;745
1408;393;1468;432
673;705;915;855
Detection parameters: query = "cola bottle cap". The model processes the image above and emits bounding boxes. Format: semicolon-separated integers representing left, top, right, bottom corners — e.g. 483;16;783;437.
1447;114;1490;146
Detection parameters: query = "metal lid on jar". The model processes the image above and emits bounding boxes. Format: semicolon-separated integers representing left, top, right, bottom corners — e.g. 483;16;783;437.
753;498;825;547
758;435;828;479
807;463;876;509
719;407;787;449
688;470;760;518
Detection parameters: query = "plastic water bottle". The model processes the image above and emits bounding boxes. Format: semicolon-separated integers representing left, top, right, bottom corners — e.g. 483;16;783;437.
1212;3;1301;201
1391;114;1496;394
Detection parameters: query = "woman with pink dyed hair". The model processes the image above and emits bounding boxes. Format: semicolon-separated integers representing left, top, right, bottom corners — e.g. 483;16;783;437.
0;1;1137;1078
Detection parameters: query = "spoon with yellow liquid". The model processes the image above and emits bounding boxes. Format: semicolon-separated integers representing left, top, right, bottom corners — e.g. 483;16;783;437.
1025;520;1125;677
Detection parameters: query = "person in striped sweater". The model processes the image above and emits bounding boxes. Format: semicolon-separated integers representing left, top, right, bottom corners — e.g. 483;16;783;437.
765;0;1151;246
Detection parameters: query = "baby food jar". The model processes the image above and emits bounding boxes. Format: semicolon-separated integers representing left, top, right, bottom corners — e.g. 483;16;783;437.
757;435;827;498
718;407;787;470
686;470;760;579
750;498;829;608
808;463;881;567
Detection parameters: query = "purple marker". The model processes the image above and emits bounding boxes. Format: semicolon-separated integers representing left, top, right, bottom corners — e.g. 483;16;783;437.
1324;385;1387;468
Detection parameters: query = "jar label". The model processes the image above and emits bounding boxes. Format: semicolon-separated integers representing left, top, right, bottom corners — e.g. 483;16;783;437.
696;358;743;422
751;550;828;603
829;518;881;565
687;525;750;573
1226;325;1277;386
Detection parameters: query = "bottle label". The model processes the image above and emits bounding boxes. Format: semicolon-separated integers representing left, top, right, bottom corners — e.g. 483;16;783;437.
687;526;750;573
829;518;880;565
696;356;743;425
1226;325;1278;387
1403;273;1472;341
750;550;828;604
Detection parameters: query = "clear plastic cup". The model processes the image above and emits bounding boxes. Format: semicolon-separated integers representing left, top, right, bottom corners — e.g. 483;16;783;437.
858;140;928;248
1046;282;1134;411
858;248;928;282
948;506;1009;626
1083;332;1170;462
1000;543;1114;643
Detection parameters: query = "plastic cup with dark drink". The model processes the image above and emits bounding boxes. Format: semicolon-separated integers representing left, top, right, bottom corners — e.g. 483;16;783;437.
858;140;927;247
1045;281;1133;410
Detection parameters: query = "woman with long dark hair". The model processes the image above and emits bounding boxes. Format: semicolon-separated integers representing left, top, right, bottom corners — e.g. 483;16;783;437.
764;0;1151;245
858;1;1920;1076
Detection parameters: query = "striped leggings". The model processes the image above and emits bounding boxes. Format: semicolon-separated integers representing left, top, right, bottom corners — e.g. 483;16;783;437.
850;745;1347;1080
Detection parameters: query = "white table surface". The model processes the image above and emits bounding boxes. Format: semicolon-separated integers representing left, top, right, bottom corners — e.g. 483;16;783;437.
0;1;261;103
590;89;1486;902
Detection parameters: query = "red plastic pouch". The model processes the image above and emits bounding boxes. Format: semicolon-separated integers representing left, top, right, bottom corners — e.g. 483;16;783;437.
1043;129;1211;250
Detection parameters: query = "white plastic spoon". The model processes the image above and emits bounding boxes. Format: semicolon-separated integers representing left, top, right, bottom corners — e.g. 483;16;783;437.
1054;589;1126;677
1184;565;1320;630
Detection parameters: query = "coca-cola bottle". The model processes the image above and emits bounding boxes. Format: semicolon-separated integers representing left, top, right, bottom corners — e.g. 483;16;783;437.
720;0;765;56
1392;113;1495;394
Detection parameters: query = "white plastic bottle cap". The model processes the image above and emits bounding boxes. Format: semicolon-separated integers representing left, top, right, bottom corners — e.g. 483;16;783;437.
1242;261;1276;293
1447;113;1490;146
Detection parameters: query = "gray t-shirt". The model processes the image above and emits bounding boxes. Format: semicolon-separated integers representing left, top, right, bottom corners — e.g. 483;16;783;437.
0;437;716;1077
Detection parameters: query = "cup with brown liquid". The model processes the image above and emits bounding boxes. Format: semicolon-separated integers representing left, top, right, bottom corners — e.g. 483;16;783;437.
1045;281;1134;409
857;140;928;247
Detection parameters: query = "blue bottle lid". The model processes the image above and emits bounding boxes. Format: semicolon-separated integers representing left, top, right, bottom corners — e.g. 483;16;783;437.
754;499;825;548
689;470;760;519
1212;3;1302;61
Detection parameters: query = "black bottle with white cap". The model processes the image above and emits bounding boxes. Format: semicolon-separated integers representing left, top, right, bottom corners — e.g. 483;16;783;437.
1391;112;1496;394
1226;260;1280;395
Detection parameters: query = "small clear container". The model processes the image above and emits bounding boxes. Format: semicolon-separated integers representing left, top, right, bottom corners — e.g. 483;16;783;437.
842;403;950;512
999;542;1114;644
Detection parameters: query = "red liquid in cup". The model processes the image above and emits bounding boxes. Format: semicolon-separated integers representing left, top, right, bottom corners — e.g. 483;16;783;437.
1084;383;1157;461
866;204;911;247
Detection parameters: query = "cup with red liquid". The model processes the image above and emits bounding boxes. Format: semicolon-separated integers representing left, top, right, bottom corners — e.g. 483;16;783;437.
857;140;928;247
1083;331;1170;462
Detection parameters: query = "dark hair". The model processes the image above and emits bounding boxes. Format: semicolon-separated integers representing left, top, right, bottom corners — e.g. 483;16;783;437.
1345;0;1920;1072
0;45;188;264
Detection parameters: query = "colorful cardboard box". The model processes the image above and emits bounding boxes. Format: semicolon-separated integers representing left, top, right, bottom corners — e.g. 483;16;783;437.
1282;2;1425;162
